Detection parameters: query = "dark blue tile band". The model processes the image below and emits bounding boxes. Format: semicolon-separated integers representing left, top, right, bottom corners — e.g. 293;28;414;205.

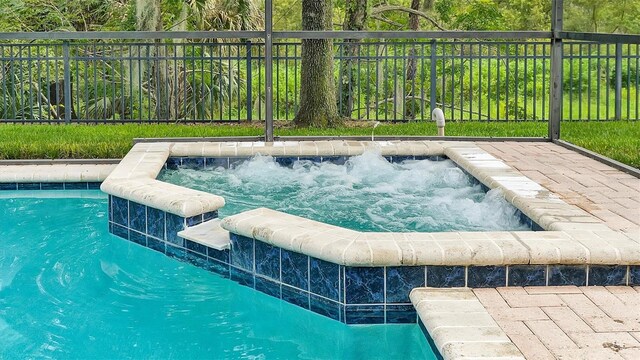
345;267;384;304
281;249;309;290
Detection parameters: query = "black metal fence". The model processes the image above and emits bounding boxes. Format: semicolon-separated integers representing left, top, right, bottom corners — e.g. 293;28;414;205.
1;35;638;125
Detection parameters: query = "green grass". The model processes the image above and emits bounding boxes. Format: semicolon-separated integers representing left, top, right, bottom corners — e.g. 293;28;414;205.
0;121;637;169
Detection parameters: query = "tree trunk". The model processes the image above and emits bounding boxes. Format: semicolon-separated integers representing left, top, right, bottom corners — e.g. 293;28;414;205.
293;0;340;127
338;0;368;118
405;0;420;120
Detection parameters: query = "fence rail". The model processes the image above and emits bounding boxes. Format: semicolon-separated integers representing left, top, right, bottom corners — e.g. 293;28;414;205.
0;31;638;126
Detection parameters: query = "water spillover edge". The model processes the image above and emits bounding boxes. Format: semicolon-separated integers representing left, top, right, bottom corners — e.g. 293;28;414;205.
159;150;530;232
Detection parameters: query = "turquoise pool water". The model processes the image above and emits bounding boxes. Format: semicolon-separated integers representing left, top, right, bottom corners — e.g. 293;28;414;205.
0;191;435;359
159;151;530;232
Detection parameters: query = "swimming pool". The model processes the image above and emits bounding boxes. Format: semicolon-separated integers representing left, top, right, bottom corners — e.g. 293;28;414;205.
158;151;530;232
0;191;435;359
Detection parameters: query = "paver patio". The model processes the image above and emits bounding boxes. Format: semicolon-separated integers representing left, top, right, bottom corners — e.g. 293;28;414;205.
476;141;639;359
474;286;640;360
479;142;639;236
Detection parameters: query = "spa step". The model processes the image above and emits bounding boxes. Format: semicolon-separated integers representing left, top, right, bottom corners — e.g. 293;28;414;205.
177;218;230;250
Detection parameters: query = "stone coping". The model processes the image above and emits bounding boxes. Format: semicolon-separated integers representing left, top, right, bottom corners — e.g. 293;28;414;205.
0;164;116;183
220;207;639;266
100;142;225;217
98;140;639;266
410;288;525;360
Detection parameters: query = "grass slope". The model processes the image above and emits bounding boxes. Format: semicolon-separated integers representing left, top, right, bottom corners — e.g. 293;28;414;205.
0;121;637;169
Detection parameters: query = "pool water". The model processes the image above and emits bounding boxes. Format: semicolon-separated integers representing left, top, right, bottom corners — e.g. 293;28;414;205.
0;191;435;359
159;151;530;232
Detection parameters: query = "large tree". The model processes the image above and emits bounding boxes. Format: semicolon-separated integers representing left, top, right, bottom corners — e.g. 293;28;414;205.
293;0;340;127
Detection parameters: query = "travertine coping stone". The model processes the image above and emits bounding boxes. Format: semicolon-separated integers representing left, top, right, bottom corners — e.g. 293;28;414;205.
410;288;525;360
100;142;225;217
0;164;116;183
220;207;640;266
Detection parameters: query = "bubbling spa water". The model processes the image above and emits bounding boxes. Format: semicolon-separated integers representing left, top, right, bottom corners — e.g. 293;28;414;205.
159;151;531;232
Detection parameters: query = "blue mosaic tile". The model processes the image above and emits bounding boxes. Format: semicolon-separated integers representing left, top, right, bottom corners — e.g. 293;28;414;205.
588;265;627;286
255;276;281;298
146;237;166;254
392;155;415;163
203;211;218;221
167;245;187;261
0;183;17;190
255;241;280;281
345;267;384;304
322;156;347;165
206;259;230;278
185;240;207;256
166;157;182;169
165;213;185;246
310;295;341;321
41;183;64;190
230;267;255;288
146;207;165;240
508;265;546;287
386;304;417;324
205;157;229;169
275;157;297;167
344;305;385;324
128;202;146;233
64;182;88;190
548;265;587;286
208;248;229;264
230;233;254;272
17;183;40;190
467;266;506;288
339;265;345;303
281;249;309;290
630;266;640;286
129;231;147;246
88;182;102;190
185;250;208;268
281;285;309;309
228;157;246;169
186;214;203;227
297;156;322;163
111;223;128;240
309;258;340;301
427;266;466;287
386;266;425;303
112;197;129;227
181;157;205;169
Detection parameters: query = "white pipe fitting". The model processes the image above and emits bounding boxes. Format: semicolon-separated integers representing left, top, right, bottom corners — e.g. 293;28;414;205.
432;108;445;136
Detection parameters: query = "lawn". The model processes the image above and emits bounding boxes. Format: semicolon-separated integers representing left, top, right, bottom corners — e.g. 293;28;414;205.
0;121;637;168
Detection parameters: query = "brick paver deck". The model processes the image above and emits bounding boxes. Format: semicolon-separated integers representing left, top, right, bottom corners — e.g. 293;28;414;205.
479;142;639;237
474;142;639;359
474;287;640;360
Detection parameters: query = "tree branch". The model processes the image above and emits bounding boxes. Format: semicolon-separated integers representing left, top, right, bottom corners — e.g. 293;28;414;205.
370;5;446;31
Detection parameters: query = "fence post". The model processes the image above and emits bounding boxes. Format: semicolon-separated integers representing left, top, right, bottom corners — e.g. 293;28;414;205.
615;43;622;120
430;40;437;113
549;0;563;140
246;40;253;122
264;0;274;142
62;40;72;124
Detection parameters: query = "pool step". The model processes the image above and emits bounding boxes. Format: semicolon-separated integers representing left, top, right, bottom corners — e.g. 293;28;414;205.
178;218;230;250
